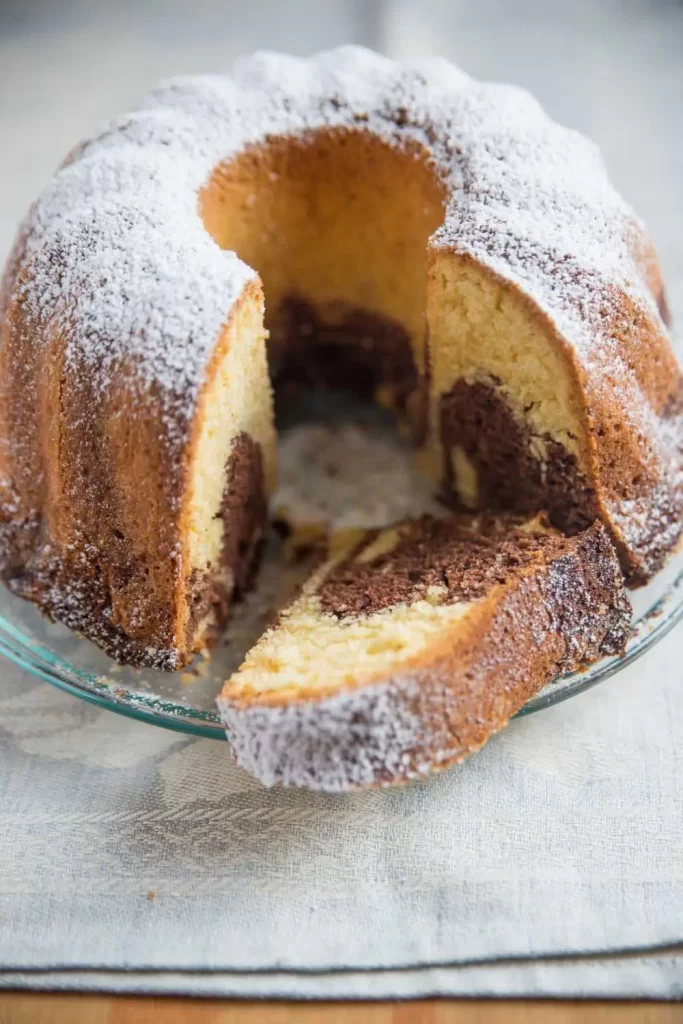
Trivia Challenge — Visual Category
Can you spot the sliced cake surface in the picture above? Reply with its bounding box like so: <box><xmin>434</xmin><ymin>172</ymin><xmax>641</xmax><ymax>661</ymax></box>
<box><xmin>218</xmin><ymin>514</ymin><xmax>631</xmax><ymax>791</ymax></box>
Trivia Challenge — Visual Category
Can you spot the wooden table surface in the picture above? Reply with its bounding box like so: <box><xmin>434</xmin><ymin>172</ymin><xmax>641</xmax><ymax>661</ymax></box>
<box><xmin>1</xmin><ymin>997</ymin><xmax>682</xmax><ymax>1023</ymax></box>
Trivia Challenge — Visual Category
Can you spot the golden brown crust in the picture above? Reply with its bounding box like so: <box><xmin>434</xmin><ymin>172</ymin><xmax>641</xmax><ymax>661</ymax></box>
<box><xmin>397</xmin><ymin>523</ymin><xmax>629</xmax><ymax>774</ymax></box>
<box><xmin>0</xmin><ymin>278</ymin><xmax>269</xmax><ymax>668</ymax></box>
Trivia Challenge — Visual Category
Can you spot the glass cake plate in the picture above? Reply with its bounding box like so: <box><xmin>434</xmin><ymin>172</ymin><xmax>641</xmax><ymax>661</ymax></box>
<box><xmin>1</xmin><ymin>399</ymin><xmax>681</xmax><ymax>740</ymax></box>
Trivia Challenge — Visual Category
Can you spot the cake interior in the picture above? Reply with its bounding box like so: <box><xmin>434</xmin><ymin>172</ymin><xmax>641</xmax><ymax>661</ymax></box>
<box><xmin>201</xmin><ymin>126</ymin><xmax>593</xmax><ymax>509</ymax></box>
<box><xmin>193</xmin><ymin>127</ymin><xmax>600</xmax><ymax>657</ymax></box>
<box><xmin>430</xmin><ymin>256</ymin><xmax>596</xmax><ymax>531</ymax></box>
<box><xmin>182</xmin><ymin>286</ymin><xmax>276</xmax><ymax>651</ymax></box>
<box><xmin>224</xmin><ymin>515</ymin><xmax>562</xmax><ymax>700</ymax></box>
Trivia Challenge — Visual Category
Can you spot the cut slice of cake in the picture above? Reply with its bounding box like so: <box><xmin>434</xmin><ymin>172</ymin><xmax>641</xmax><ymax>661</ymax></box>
<box><xmin>217</xmin><ymin>514</ymin><xmax>631</xmax><ymax>791</ymax></box>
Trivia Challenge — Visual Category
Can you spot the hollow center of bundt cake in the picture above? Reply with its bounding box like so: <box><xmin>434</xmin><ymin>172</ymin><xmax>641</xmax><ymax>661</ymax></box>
<box><xmin>201</xmin><ymin>128</ymin><xmax>446</xmax><ymax>424</ymax></box>
<box><xmin>193</xmin><ymin>127</ymin><xmax>599</xmax><ymax>651</ymax></box>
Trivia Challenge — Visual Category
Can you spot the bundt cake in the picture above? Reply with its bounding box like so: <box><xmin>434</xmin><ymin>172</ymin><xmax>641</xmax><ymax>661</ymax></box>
<box><xmin>0</xmin><ymin>46</ymin><xmax>680</xmax><ymax>668</ymax></box>
<box><xmin>218</xmin><ymin>514</ymin><xmax>631</xmax><ymax>791</ymax></box>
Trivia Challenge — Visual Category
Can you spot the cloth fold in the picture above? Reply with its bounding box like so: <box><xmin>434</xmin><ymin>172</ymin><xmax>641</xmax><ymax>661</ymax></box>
<box><xmin>3</xmin><ymin>954</ymin><xmax>683</xmax><ymax>1000</ymax></box>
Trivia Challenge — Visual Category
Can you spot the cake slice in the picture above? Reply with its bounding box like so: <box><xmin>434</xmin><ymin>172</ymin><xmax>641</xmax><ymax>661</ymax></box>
<box><xmin>217</xmin><ymin>514</ymin><xmax>631</xmax><ymax>791</ymax></box>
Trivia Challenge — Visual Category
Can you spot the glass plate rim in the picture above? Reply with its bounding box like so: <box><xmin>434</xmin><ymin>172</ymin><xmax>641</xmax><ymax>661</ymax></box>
<box><xmin>0</xmin><ymin>563</ymin><xmax>682</xmax><ymax>740</ymax></box>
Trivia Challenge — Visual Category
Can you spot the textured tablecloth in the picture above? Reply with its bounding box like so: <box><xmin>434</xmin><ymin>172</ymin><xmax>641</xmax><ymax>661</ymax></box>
<box><xmin>1</xmin><ymin>0</ymin><xmax>683</xmax><ymax>1001</ymax></box>
<box><xmin>1</xmin><ymin>627</ymin><xmax>682</xmax><ymax>998</ymax></box>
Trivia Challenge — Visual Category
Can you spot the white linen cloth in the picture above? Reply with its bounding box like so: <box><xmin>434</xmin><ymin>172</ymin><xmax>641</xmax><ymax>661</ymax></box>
<box><xmin>1</xmin><ymin>0</ymin><xmax>682</xmax><ymax>1000</ymax></box>
<box><xmin>1</xmin><ymin>624</ymin><xmax>682</xmax><ymax>998</ymax></box>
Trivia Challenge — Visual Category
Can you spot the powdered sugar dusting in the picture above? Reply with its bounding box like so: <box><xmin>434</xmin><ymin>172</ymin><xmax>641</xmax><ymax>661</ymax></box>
<box><xmin>8</xmin><ymin>45</ymin><xmax>670</xmax><ymax>461</ymax></box>
<box><xmin>218</xmin><ymin>678</ymin><xmax>425</xmax><ymax>792</ymax></box>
